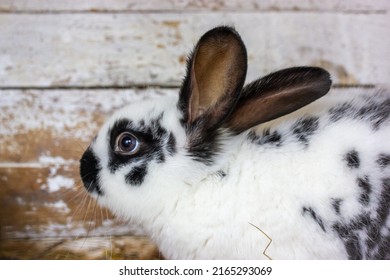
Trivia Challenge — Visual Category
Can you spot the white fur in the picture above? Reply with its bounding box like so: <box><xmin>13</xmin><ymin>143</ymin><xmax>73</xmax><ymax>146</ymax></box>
<box><xmin>89</xmin><ymin>88</ymin><xmax>390</xmax><ymax>259</ymax></box>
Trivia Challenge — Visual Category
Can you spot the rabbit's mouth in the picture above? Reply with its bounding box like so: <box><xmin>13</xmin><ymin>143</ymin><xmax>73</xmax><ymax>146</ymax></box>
<box><xmin>80</xmin><ymin>148</ymin><xmax>103</xmax><ymax>195</ymax></box>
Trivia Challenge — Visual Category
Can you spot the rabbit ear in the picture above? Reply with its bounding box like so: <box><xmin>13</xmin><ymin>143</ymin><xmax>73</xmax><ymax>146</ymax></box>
<box><xmin>178</xmin><ymin>26</ymin><xmax>247</xmax><ymax>134</ymax></box>
<box><xmin>226</xmin><ymin>67</ymin><xmax>332</xmax><ymax>134</ymax></box>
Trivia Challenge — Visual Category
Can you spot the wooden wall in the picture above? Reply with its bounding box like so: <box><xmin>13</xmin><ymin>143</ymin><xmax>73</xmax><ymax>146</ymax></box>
<box><xmin>0</xmin><ymin>0</ymin><xmax>389</xmax><ymax>259</ymax></box>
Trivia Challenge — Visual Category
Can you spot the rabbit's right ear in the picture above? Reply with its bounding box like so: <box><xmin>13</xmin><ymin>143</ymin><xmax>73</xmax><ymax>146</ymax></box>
<box><xmin>178</xmin><ymin>26</ymin><xmax>247</xmax><ymax>139</ymax></box>
<box><xmin>226</xmin><ymin>67</ymin><xmax>332</xmax><ymax>134</ymax></box>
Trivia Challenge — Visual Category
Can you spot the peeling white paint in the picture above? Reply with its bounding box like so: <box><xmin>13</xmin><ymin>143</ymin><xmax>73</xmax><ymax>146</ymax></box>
<box><xmin>0</xmin><ymin>89</ymin><xmax>172</xmax><ymax>141</ymax></box>
<box><xmin>5</xmin><ymin>221</ymin><xmax>136</xmax><ymax>239</ymax></box>
<box><xmin>38</xmin><ymin>155</ymin><xmax>75</xmax><ymax>165</ymax></box>
<box><xmin>44</xmin><ymin>200</ymin><xmax>71</xmax><ymax>213</ymax></box>
<box><xmin>43</xmin><ymin>175</ymin><xmax>75</xmax><ymax>192</ymax></box>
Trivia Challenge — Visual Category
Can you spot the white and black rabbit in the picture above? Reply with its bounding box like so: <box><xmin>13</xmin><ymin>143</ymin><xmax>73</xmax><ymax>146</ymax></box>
<box><xmin>80</xmin><ymin>26</ymin><xmax>390</xmax><ymax>259</ymax></box>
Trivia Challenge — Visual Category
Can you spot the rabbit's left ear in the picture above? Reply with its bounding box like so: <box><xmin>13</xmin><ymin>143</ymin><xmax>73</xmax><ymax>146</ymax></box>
<box><xmin>178</xmin><ymin>26</ymin><xmax>247</xmax><ymax>136</ymax></box>
<box><xmin>226</xmin><ymin>67</ymin><xmax>332</xmax><ymax>134</ymax></box>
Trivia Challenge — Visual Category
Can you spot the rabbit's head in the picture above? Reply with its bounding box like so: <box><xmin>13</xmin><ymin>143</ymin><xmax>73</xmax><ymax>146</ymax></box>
<box><xmin>80</xmin><ymin>26</ymin><xmax>331</xmax><ymax>225</ymax></box>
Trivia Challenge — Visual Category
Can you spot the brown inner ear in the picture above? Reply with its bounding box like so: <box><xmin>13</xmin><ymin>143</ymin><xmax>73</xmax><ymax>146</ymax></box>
<box><xmin>227</xmin><ymin>86</ymin><xmax>321</xmax><ymax>132</ymax></box>
<box><xmin>189</xmin><ymin>36</ymin><xmax>246</xmax><ymax>122</ymax></box>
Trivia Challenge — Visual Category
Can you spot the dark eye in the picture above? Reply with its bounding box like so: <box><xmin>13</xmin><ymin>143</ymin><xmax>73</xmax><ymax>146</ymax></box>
<box><xmin>114</xmin><ymin>132</ymin><xmax>139</xmax><ymax>155</ymax></box>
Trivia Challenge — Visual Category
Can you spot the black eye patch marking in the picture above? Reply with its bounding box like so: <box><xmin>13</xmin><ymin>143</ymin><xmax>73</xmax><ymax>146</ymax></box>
<box><xmin>291</xmin><ymin>116</ymin><xmax>319</xmax><ymax>146</ymax></box>
<box><xmin>344</xmin><ymin>150</ymin><xmax>360</xmax><ymax>169</ymax></box>
<box><xmin>328</xmin><ymin>94</ymin><xmax>390</xmax><ymax>130</ymax></box>
<box><xmin>107</xmin><ymin>115</ymin><xmax>175</xmax><ymax>186</ymax></box>
<box><xmin>302</xmin><ymin>206</ymin><xmax>326</xmax><ymax>232</ymax></box>
<box><xmin>377</xmin><ymin>154</ymin><xmax>390</xmax><ymax>169</ymax></box>
<box><xmin>125</xmin><ymin>163</ymin><xmax>148</xmax><ymax>186</ymax></box>
<box><xmin>248</xmin><ymin>129</ymin><xmax>283</xmax><ymax>147</ymax></box>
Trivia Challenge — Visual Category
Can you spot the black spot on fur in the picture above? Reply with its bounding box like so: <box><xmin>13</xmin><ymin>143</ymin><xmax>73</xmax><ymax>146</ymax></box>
<box><xmin>331</xmin><ymin>198</ymin><xmax>343</xmax><ymax>215</ymax></box>
<box><xmin>357</xmin><ymin>176</ymin><xmax>372</xmax><ymax>205</ymax></box>
<box><xmin>248</xmin><ymin>129</ymin><xmax>283</xmax><ymax>147</ymax></box>
<box><xmin>329</xmin><ymin>102</ymin><xmax>353</xmax><ymax>122</ymax></box>
<box><xmin>328</xmin><ymin>94</ymin><xmax>390</xmax><ymax>130</ymax></box>
<box><xmin>344</xmin><ymin>150</ymin><xmax>360</xmax><ymax>169</ymax></box>
<box><xmin>357</xmin><ymin>97</ymin><xmax>390</xmax><ymax>129</ymax></box>
<box><xmin>333</xmin><ymin>222</ymin><xmax>363</xmax><ymax>260</ymax></box>
<box><xmin>216</xmin><ymin>170</ymin><xmax>227</xmax><ymax>178</ymax></box>
<box><xmin>332</xmin><ymin>178</ymin><xmax>390</xmax><ymax>259</ymax></box>
<box><xmin>167</xmin><ymin>133</ymin><xmax>177</xmax><ymax>155</ymax></box>
<box><xmin>366</xmin><ymin>178</ymin><xmax>390</xmax><ymax>259</ymax></box>
<box><xmin>80</xmin><ymin>148</ymin><xmax>103</xmax><ymax>195</ymax></box>
<box><xmin>291</xmin><ymin>116</ymin><xmax>319</xmax><ymax>146</ymax></box>
<box><xmin>186</xmin><ymin>122</ymin><xmax>222</xmax><ymax>165</ymax></box>
<box><xmin>125</xmin><ymin>163</ymin><xmax>148</xmax><ymax>186</ymax></box>
<box><xmin>332</xmin><ymin>213</ymin><xmax>371</xmax><ymax>259</ymax></box>
<box><xmin>302</xmin><ymin>206</ymin><xmax>326</xmax><ymax>232</ymax></box>
<box><xmin>377</xmin><ymin>154</ymin><xmax>390</xmax><ymax>169</ymax></box>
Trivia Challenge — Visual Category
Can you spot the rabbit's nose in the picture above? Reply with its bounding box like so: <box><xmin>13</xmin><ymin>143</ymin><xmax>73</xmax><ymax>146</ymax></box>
<box><xmin>80</xmin><ymin>148</ymin><xmax>103</xmax><ymax>195</ymax></box>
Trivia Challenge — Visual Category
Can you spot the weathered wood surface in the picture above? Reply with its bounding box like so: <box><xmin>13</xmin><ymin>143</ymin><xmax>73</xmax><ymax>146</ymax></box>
<box><xmin>0</xmin><ymin>89</ymin><xmax>173</xmax><ymax>163</ymax></box>
<box><xmin>0</xmin><ymin>236</ymin><xmax>162</xmax><ymax>260</ymax></box>
<box><xmin>1</xmin><ymin>13</ymin><xmax>389</xmax><ymax>87</ymax></box>
<box><xmin>1</xmin><ymin>0</ymin><xmax>388</xmax><ymax>12</ymax></box>
<box><xmin>1</xmin><ymin>0</ymin><xmax>389</xmax><ymax>260</ymax></box>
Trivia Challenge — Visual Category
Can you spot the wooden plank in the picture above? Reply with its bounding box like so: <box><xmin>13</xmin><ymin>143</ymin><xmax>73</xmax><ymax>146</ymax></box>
<box><xmin>0</xmin><ymin>89</ymin><xmax>174</xmax><ymax>163</ymax></box>
<box><xmin>0</xmin><ymin>0</ymin><xmax>388</xmax><ymax>13</ymax></box>
<box><xmin>0</xmin><ymin>236</ymin><xmax>162</xmax><ymax>260</ymax></box>
<box><xmin>0</xmin><ymin>13</ymin><xmax>389</xmax><ymax>87</ymax></box>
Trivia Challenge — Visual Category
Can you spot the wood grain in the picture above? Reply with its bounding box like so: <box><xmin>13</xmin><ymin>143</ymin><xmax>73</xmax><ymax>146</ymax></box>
<box><xmin>1</xmin><ymin>0</ymin><xmax>388</xmax><ymax>12</ymax></box>
<box><xmin>0</xmin><ymin>236</ymin><xmax>162</xmax><ymax>260</ymax></box>
<box><xmin>1</xmin><ymin>13</ymin><xmax>389</xmax><ymax>87</ymax></box>
<box><xmin>0</xmin><ymin>89</ymin><xmax>174</xmax><ymax>163</ymax></box>
<box><xmin>1</xmin><ymin>1</ymin><xmax>388</xmax><ymax>259</ymax></box>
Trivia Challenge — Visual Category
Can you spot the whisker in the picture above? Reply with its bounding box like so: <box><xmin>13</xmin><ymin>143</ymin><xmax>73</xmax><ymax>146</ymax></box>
<box><xmin>106</xmin><ymin>207</ymin><xmax>113</xmax><ymax>260</ymax></box>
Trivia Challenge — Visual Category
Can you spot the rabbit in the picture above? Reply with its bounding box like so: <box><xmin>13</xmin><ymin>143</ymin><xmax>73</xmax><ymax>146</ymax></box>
<box><xmin>80</xmin><ymin>26</ymin><xmax>390</xmax><ymax>259</ymax></box>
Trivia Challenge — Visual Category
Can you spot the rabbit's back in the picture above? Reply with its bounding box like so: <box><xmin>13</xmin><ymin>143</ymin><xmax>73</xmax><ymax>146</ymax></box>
<box><xmin>236</xmin><ymin>88</ymin><xmax>390</xmax><ymax>259</ymax></box>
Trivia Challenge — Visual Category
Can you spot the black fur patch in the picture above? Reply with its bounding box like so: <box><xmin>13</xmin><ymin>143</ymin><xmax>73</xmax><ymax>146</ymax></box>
<box><xmin>329</xmin><ymin>102</ymin><xmax>353</xmax><ymax>122</ymax></box>
<box><xmin>216</xmin><ymin>170</ymin><xmax>227</xmax><ymax>178</ymax></box>
<box><xmin>186</xmin><ymin>121</ymin><xmax>222</xmax><ymax>165</ymax></box>
<box><xmin>107</xmin><ymin>115</ymin><xmax>174</xmax><ymax>186</ymax></box>
<box><xmin>125</xmin><ymin>163</ymin><xmax>148</xmax><ymax>186</ymax></box>
<box><xmin>331</xmin><ymin>198</ymin><xmax>343</xmax><ymax>215</ymax></box>
<box><xmin>377</xmin><ymin>154</ymin><xmax>390</xmax><ymax>169</ymax></box>
<box><xmin>366</xmin><ymin>178</ymin><xmax>390</xmax><ymax>259</ymax></box>
<box><xmin>302</xmin><ymin>206</ymin><xmax>326</xmax><ymax>232</ymax></box>
<box><xmin>167</xmin><ymin>133</ymin><xmax>177</xmax><ymax>155</ymax></box>
<box><xmin>344</xmin><ymin>150</ymin><xmax>360</xmax><ymax>169</ymax></box>
<box><xmin>332</xmin><ymin>178</ymin><xmax>390</xmax><ymax>259</ymax></box>
<box><xmin>248</xmin><ymin>129</ymin><xmax>283</xmax><ymax>147</ymax></box>
<box><xmin>328</xmin><ymin>95</ymin><xmax>390</xmax><ymax>130</ymax></box>
<box><xmin>291</xmin><ymin>116</ymin><xmax>319</xmax><ymax>146</ymax></box>
<box><xmin>357</xmin><ymin>176</ymin><xmax>372</xmax><ymax>205</ymax></box>
<box><xmin>80</xmin><ymin>148</ymin><xmax>103</xmax><ymax>195</ymax></box>
<box><xmin>332</xmin><ymin>222</ymin><xmax>363</xmax><ymax>260</ymax></box>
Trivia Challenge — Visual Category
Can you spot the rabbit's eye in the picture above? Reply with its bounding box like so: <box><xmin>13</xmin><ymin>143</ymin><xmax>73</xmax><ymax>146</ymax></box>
<box><xmin>115</xmin><ymin>132</ymin><xmax>139</xmax><ymax>155</ymax></box>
